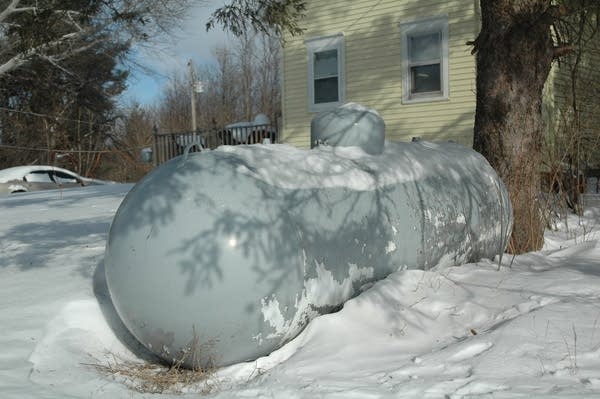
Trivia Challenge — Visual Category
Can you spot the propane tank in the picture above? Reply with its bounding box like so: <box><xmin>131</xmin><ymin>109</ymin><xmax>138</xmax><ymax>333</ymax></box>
<box><xmin>105</xmin><ymin>105</ymin><xmax>511</xmax><ymax>368</ymax></box>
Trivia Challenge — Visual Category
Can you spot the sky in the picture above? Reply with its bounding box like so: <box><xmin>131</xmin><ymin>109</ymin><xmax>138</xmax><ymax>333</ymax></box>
<box><xmin>120</xmin><ymin>1</ymin><xmax>228</xmax><ymax>106</ymax></box>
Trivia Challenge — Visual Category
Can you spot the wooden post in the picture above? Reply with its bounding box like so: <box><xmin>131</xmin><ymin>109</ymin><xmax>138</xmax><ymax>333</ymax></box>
<box><xmin>152</xmin><ymin>124</ymin><xmax>159</xmax><ymax>167</ymax></box>
<box><xmin>188</xmin><ymin>60</ymin><xmax>197</xmax><ymax>133</ymax></box>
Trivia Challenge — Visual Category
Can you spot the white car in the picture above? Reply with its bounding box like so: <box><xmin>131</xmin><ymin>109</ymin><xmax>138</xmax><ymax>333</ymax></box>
<box><xmin>0</xmin><ymin>165</ymin><xmax>106</xmax><ymax>195</ymax></box>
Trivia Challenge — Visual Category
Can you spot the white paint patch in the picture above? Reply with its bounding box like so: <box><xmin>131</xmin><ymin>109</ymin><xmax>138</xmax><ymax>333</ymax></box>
<box><xmin>303</xmin><ymin>262</ymin><xmax>373</xmax><ymax>309</ymax></box>
<box><xmin>260</xmin><ymin>261</ymin><xmax>375</xmax><ymax>343</ymax></box>
<box><xmin>424</xmin><ymin>209</ymin><xmax>432</xmax><ymax>221</ymax></box>
<box><xmin>385</xmin><ymin>241</ymin><xmax>397</xmax><ymax>254</ymax></box>
<box><xmin>252</xmin><ymin>333</ymin><xmax>263</xmax><ymax>346</ymax></box>
<box><xmin>426</xmin><ymin>210</ymin><xmax>445</xmax><ymax>229</ymax></box>
<box><xmin>260</xmin><ymin>296</ymin><xmax>287</xmax><ymax>337</ymax></box>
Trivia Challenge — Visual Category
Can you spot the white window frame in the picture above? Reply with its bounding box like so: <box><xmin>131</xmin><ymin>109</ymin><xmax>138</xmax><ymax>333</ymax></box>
<box><xmin>306</xmin><ymin>33</ymin><xmax>345</xmax><ymax>112</ymax></box>
<box><xmin>401</xmin><ymin>16</ymin><xmax>449</xmax><ymax>104</ymax></box>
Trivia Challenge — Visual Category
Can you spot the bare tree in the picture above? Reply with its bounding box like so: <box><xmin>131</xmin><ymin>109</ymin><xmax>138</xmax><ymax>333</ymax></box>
<box><xmin>100</xmin><ymin>102</ymin><xmax>155</xmax><ymax>182</ymax></box>
<box><xmin>471</xmin><ymin>0</ymin><xmax>599</xmax><ymax>253</ymax></box>
<box><xmin>214</xmin><ymin>46</ymin><xmax>242</xmax><ymax>126</ymax></box>
<box><xmin>0</xmin><ymin>0</ymin><xmax>198</xmax><ymax>77</ymax></box>
<box><xmin>155</xmin><ymin>30</ymin><xmax>281</xmax><ymax>136</ymax></box>
<box><xmin>547</xmin><ymin>0</ymin><xmax>600</xmax><ymax>209</ymax></box>
<box><xmin>0</xmin><ymin>0</ymin><xmax>202</xmax><ymax>174</ymax></box>
<box><xmin>255</xmin><ymin>32</ymin><xmax>281</xmax><ymax>125</ymax></box>
<box><xmin>471</xmin><ymin>1</ymin><xmax>556</xmax><ymax>253</ymax></box>
<box><xmin>0</xmin><ymin>38</ymin><xmax>128</xmax><ymax>173</ymax></box>
<box><xmin>235</xmin><ymin>32</ymin><xmax>257</xmax><ymax>121</ymax></box>
<box><xmin>157</xmin><ymin>72</ymin><xmax>193</xmax><ymax>134</ymax></box>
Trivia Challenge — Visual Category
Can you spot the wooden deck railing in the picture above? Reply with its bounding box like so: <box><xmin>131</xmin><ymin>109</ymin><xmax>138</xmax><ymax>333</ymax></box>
<box><xmin>152</xmin><ymin>124</ymin><xmax>277</xmax><ymax>166</ymax></box>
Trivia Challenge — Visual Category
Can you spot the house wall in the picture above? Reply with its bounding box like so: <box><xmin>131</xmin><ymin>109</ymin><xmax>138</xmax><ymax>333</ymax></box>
<box><xmin>281</xmin><ymin>0</ymin><xmax>481</xmax><ymax>148</ymax></box>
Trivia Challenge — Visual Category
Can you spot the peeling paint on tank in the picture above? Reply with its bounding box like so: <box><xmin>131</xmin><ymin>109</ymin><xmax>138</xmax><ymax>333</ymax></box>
<box><xmin>252</xmin><ymin>333</ymin><xmax>263</xmax><ymax>346</ymax></box>
<box><xmin>260</xmin><ymin>296</ymin><xmax>287</xmax><ymax>337</ymax></box>
<box><xmin>305</xmin><ymin>262</ymin><xmax>374</xmax><ymax>308</ymax></box>
<box><xmin>262</xmin><ymin>262</ymin><xmax>376</xmax><ymax>343</ymax></box>
<box><xmin>385</xmin><ymin>241</ymin><xmax>397</xmax><ymax>254</ymax></box>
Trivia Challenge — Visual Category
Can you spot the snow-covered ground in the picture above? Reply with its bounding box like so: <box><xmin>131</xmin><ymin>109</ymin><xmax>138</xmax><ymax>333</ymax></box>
<box><xmin>1</xmin><ymin>184</ymin><xmax>600</xmax><ymax>398</ymax></box>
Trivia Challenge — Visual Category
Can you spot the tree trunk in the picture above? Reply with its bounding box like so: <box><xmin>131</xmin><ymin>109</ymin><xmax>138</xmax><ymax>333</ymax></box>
<box><xmin>473</xmin><ymin>0</ymin><xmax>556</xmax><ymax>254</ymax></box>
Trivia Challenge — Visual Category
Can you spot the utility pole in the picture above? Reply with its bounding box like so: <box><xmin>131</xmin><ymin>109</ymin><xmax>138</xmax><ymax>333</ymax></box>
<box><xmin>188</xmin><ymin>59</ymin><xmax>197</xmax><ymax>132</ymax></box>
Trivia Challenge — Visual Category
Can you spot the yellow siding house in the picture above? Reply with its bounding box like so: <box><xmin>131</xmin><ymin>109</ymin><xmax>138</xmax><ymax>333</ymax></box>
<box><xmin>281</xmin><ymin>0</ymin><xmax>481</xmax><ymax>148</ymax></box>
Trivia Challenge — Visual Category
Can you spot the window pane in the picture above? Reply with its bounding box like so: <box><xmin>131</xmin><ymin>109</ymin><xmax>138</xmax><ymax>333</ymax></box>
<box><xmin>411</xmin><ymin>64</ymin><xmax>441</xmax><ymax>93</ymax></box>
<box><xmin>410</xmin><ymin>32</ymin><xmax>441</xmax><ymax>62</ymax></box>
<box><xmin>314</xmin><ymin>50</ymin><xmax>338</xmax><ymax>78</ymax></box>
<box><xmin>314</xmin><ymin>77</ymin><xmax>339</xmax><ymax>103</ymax></box>
<box><xmin>24</xmin><ymin>171</ymin><xmax>53</xmax><ymax>183</ymax></box>
<box><xmin>53</xmin><ymin>171</ymin><xmax>79</xmax><ymax>184</ymax></box>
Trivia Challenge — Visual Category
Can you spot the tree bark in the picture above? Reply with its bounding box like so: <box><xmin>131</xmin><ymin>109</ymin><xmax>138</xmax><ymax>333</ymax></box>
<box><xmin>473</xmin><ymin>0</ymin><xmax>556</xmax><ymax>253</ymax></box>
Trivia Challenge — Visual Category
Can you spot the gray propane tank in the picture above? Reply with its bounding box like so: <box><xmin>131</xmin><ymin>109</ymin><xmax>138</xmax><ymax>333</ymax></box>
<box><xmin>104</xmin><ymin>107</ymin><xmax>511</xmax><ymax>369</ymax></box>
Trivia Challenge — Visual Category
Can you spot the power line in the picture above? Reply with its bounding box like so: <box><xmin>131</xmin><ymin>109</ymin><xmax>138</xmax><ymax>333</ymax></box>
<box><xmin>0</xmin><ymin>144</ymin><xmax>147</xmax><ymax>153</ymax></box>
<box><xmin>0</xmin><ymin>106</ymin><xmax>118</xmax><ymax>129</ymax></box>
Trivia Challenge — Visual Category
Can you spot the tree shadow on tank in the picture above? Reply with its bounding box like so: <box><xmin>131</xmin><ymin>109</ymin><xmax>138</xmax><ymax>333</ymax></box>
<box><xmin>170</xmin><ymin>143</ymin><xmax>506</xmax><ymax>315</ymax></box>
<box><xmin>165</xmin><ymin>150</ymin><xmax>404</xmax><ymax>294</ymax></box>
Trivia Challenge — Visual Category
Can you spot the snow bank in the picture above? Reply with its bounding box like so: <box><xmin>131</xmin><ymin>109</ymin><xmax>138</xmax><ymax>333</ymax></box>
<box><xmin>1</xmin><ymin>170</ymin><xmax>600</xmax><ymax>398</ymax></box>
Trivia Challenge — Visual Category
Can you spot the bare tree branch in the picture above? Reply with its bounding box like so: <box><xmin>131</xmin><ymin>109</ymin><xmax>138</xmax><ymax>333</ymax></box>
<box><xmin>0</xmin><ymin>0</ymin><xmax>197</xmax><ymax>77</ymax></box>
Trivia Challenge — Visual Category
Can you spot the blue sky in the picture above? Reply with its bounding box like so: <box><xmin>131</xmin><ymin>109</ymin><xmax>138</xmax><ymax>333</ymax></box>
<box><xmin>121</xmin><ymin>2</ymin><xmax>228</xmax><ymax>106</ymax></box>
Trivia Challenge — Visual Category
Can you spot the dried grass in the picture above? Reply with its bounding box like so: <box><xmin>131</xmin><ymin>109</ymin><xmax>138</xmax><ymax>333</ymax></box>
<box><xmin>89</xmin><ymin>355</ymin><xmax>217</xmax><ymax>395</ymax></box>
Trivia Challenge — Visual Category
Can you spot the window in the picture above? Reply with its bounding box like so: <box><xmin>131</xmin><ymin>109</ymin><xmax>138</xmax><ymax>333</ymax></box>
<box><xmin>306</xmin><ymin>34</ymin><xmax>344</xmax><ymax>112</ymax></box>
<box><xmin>52</xmin><ymin>171</ymin><xmax>80</xmax><ymax>184</ymax></box>
<box><xmin>24</xmin><ymin>171</ymin><xmax>53</xmax><ymax>183</ymax></box>
<box><xmin>401</xmin><ymin>16</ymin><xmax>449</xmax><ymax>103</ymax></box>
